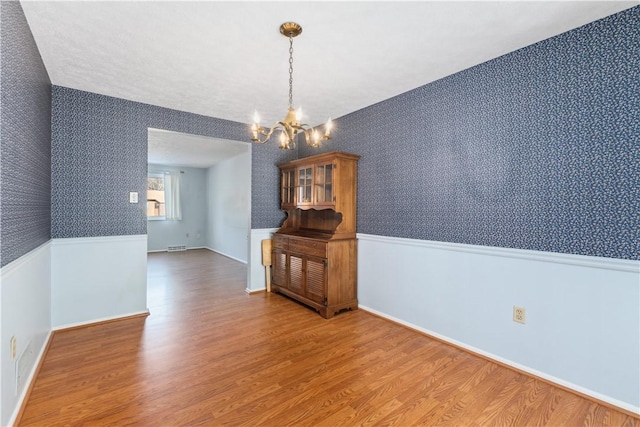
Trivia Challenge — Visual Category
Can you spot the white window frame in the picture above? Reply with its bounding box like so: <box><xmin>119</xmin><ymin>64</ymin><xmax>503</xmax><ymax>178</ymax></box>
<box><xmin>147</xmin><ymin>173</ymin><xmax>166</xmax><ymax>221</ymax></box>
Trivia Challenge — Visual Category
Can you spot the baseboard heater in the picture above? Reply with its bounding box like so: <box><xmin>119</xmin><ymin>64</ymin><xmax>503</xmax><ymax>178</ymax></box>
<box><xmin>167</xmin><ymin>245</ymin><xmax>187</xmax><ymax>252</ymax></box>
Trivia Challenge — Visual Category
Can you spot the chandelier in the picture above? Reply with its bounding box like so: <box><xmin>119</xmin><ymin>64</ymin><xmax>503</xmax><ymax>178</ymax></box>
<box><xmin>251</xmin><ymin>22</ymin><xmax>333</xmax><ymax>150</ymax></box>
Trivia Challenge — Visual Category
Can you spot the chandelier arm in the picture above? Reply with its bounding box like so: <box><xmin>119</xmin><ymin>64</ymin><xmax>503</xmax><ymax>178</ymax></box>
<box><xmin>292</xmin><ymin>123</ymin><xmax>331</xmax><ymax>142</ymax></box>
<box><xmin>301</xmin><ymin>128</ymin><xmax>321</xmax><ymax>148</ymax></box>
<box><xmin>252</xmin><ymin>122</ymin><xmax>282</xmax><ymax>144</ymax></box>
<box><xmin>299</xmin><ymin>124</ymin><xmax>327</xmax><ymax>137</ymax></box>
<box><xmin>301</xmin><ymin>128</ymin><xmax>312</xmax><ymax>147</ymax></box>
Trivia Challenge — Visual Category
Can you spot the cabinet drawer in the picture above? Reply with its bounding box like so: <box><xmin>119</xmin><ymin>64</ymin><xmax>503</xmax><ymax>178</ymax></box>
<box><xmin>288</xmin><ymin>238</ymin><xmax>327</xmax><ymax>258</ymax></box>
<box><xmin>272</xmin><ymin>235</ymin><xmax>288</xmax><ymax>250</ymax></box>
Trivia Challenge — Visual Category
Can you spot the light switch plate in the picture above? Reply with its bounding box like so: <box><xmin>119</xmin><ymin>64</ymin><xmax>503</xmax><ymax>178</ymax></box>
<box><xmin>129</xmin><ymin>192</ymin><xmax>138</xmax><ymax>203</ymax></box>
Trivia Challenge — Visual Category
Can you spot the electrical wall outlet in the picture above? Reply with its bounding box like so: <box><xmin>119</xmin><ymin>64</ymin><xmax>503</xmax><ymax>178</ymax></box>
<box><xmin>513</xmin><ymin>306</ymin><xmax>526</xmax><ymax>324</ymax></box>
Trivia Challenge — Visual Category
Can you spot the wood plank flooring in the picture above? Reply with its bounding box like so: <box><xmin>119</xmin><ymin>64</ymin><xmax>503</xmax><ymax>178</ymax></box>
<box><xmin>19</xmin><ymin>249</ymin><xmax>639</xmax><ymax>426</ymax></box>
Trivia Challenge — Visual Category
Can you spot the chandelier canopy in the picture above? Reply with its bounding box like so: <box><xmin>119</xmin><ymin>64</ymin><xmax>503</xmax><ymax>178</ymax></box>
<box><xmin>251</xmin><ymin>22</ymin><xmax>333</xmax><ymax>150</ymax></box>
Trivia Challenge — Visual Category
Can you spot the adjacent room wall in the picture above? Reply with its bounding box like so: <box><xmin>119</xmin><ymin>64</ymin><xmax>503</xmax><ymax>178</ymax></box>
<box><xmin>0</xmin><ymin>2</ymin><xmax>52</xmax><ymax>425</ymax></box>
<box><xmin>52</xmin><ymin>86</ymin><xmax>291</xmax><ymax>239</ymax></box>
<box><xmin>50</xmin><ymin>86</ymin><xmax>291</xmax><ymax>329</ymax></box>
<box><xmin>206</xmin><ymin>150</ymin><xmax>251</xmax><ymax>263</ymax></box>
<box><xmin>147</xmin><ymin>165</ymin><xmax>207</xmax><ymax>252</ymax></box>
<box><xmin>300</xmin><ymin>7</ymin><xmax>640</xmax><ymax>411</ymax></box>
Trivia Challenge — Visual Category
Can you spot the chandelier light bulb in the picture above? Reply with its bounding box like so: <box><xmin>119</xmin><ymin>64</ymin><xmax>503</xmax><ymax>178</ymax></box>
<box><xmin>325</xmin><ymin>118</ymin><xmax>333</xmax><ymax>136</ymax></box>
<box><xmin>296</xmin><ymin>107</ymin><xmax>303</xmax><ymax>122</ymax></box>
<box><xmin>253</xmin><ymin>111</ymin><xmax>260</xmax><ymax>124</ymax></box>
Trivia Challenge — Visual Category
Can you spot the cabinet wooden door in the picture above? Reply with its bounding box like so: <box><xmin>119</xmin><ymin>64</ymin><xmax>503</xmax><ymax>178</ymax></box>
<box><xmin>297</xmin><ymin>166</ymin><xmax>313</xmax><ymax>206</ymax></box>
<box><xmin>288</xmin><ymin>254</ymin><xmax>304</xmax><ymax>293</ymax></box>
<box><xmin>314</xmin><ymin>162</ymin><xmax>335</xmax><ymax>206</ymax></box>
<box><xmin>305</xmin><ymin>256</ymin><xmax>327</xmax><ymax>304</ymax></box>
<box><xmin>272</xmin><ymin>249</ymin><xmax>287</xmax><ymax>287</ymax></box>
<box><xmin>281</xmin><ymin>169</ymin><xmax>296</xmax><ymax>208</ymax></box>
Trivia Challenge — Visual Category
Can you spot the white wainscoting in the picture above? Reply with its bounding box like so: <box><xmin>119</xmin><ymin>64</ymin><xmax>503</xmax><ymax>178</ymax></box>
<box><xmin>357</xmin><ymin>233</ymin><xmax>640</xmax><ymax>414</ymax></box>
<box><xmin>51</xmin><ymin>235</ymin><xmax>149</xmax><ymax>329</ymax></box>
<box><xmin>0</xmin><ymin>241</ymin><xmax>52</xmax><ymax>426</ymax></box>
<box><xmin>248</xmin><ymin>228</ymin><xmax>278</xmax><ymax>293</ymax></box>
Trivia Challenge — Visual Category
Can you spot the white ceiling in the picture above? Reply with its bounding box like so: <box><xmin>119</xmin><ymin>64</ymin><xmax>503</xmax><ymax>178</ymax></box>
<box><xmin>147</xmin><ymin>129</ymin><xmax>248</xmax><ymax>168</ymax></box>
<box><xmin>20</xmin><ymin>1</ymin><xmax>638</xmax><ymax>166</ymax></box>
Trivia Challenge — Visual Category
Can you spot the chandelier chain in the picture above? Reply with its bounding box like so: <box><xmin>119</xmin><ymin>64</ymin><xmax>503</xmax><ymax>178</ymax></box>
<box><xmin>288</xmin><ymin>34</ymin><xmax>294</xmax><ymax>109</ymax></box>
<box><xmin>251</xmin><ymin>23</ymin><xmax>332</xmax><ymax>149</ymax></box>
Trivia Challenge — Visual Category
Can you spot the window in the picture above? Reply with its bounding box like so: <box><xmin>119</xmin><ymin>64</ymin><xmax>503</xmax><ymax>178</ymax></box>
<box><xmin>147</xmin><ymin>173</ymin><xmax>166</xmax><ymax>220</ymax></box>
<box><xmin>147</xmin><ymin>171</ymin><xmax>182</xmax><ymax>221</ymax></box>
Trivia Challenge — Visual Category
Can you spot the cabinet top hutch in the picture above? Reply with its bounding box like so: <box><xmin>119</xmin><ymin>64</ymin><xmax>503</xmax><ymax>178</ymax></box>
<box><xmin>277</xmin><ymin>151</ymin><xmax>360</xmax><ymax>240</ymax></box>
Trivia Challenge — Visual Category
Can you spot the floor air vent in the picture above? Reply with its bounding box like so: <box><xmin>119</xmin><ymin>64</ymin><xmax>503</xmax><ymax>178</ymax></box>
<box><xmin>168</xmin><ymin>245</ymin><xmax>187</xmax><ymax>252</ymax></box>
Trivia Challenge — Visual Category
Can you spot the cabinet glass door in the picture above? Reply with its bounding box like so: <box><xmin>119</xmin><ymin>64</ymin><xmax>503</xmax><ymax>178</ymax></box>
<box><xmin>297</xmin><ymin>167</ymin><xmax>313</xmax><ymax>205</ymax></box>
<box><xmin>281</xmin><ymin>169</ymin><xmax>296</xmax><ymax>207</ymax></box>
<box><xmin>314</xmin><ymin>163</ymin><xmax>334</xmax><ymax>205</ymax></box>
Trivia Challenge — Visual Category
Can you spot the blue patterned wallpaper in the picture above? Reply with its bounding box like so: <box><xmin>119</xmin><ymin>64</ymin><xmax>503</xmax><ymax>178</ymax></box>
<box><xmin>51</xmin><ymin>86</ymin><xmax>292</xmax><ymax>238</ymax></box>
<box><xmin>250</xmin><ymin>141</ymin><xmax>297</xmax><ymax>227</ymax></box>
<box><xmin>301</xmin><ymin>6</ymin><xmax>639</xmax><ymax>260</ymax></box>
<box><xmin>33</xmin><ymin>5</ymin><xmax>640</xmax><ymax>259</ymax></box>
<box><xmin>1</xmin><ymin>1</ymin><xmax>52</xmax><ymax>267</ymax></box>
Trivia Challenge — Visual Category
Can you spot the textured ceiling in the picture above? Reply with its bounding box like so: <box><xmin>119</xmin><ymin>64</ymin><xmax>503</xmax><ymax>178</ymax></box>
<box><xmin>147</xmin><ymin>129</ymin><xmax>248</xmax><ymax>168</ymax></box>
<box><xmin>20</xmin><ymin>1</ymin><xmax>637</xmax><ymax>165</ymax></box>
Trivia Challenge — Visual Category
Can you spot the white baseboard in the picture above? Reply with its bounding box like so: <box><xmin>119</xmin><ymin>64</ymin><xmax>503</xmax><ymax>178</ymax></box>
<box><xmin>147</xmin><ymin>247</ymin><xmax>247</xmax><ymax>263</ymax></box>
<box><xmin>245</xmin><ymin>287</ymin><xmax>266</xmax><ymax>294</ymax></box>
<box><xmin>147</xmin><ymin>246</ymin><xmax>207</xmax><ymax>254</ymax></box>
<box><xmin>53</xmin><ymin>310</ymin><xmax>150</xmax><ymax>331</ymax></box>
<box><xmin>204</xmin><ymin>247</ymin><xmax>248</xmax><ymax>264</ymax></box>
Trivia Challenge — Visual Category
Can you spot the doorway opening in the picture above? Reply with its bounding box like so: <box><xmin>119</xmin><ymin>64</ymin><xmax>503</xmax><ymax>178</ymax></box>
<box><xmin>146</xmin><ymin>127</ymin><xmax>251</xmax><ymax>291</ymax></box>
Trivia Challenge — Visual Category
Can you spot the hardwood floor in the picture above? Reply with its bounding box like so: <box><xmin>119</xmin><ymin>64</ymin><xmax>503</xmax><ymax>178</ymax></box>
<box><xmin>19</xmin><ymin>249</ymin><xmax>639</xmax><ymax>426</ymax></box>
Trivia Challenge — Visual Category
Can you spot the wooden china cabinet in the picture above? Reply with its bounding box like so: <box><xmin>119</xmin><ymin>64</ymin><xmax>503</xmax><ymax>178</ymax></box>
<box><xmin>271</xmin><ymin>151</ymin><xmax>360</xmax><ymax>318</ymax></box>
